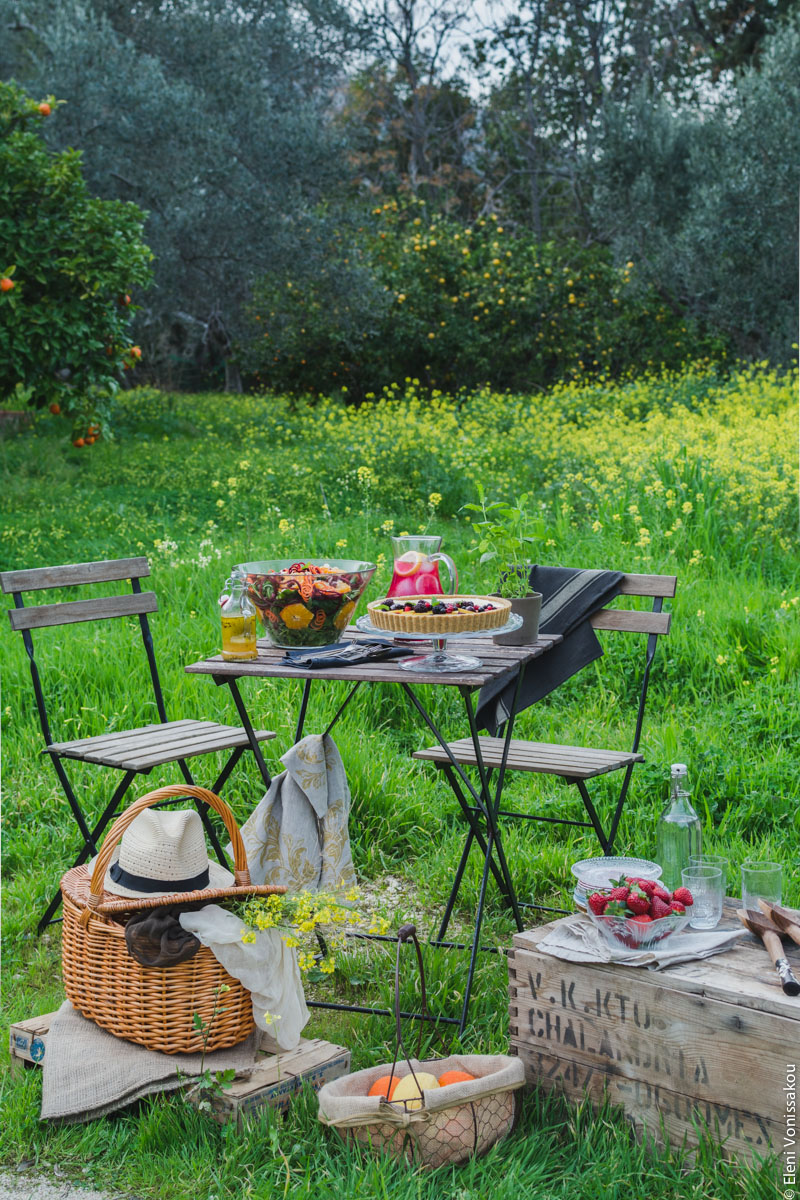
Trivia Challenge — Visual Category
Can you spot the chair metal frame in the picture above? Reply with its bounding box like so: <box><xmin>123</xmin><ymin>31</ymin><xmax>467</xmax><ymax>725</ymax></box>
<box><xmin>2</xmin><ymin>556</ymin><xmax>274</xmax><ymax>932</ymax></box>
<box><xmin>413</xmin><ymin>573</ymin><xmax>677</xmax><ymax>920</ymax></box>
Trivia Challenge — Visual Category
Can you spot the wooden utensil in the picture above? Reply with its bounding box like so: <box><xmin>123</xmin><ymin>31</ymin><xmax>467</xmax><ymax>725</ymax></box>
<box><xmin>756</xmin><ymin>899</ymin><xmax>800</xmax><ymax>947</ymax></box>
<box><xmin>737</xmin><ymin>909</ymin><xmax>800</xmax><ymax>996</ymax></box>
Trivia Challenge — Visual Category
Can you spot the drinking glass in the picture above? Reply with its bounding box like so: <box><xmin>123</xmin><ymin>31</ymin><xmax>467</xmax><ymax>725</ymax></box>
<box><xmin>681</xmin><ymin>865</ymin><xmax>724</xmax><ymax>930</ymax></box>
<box><xmin>741</xmin><ymin>861</ymin><xmax>782</xmax><ymax>912</ymax></box>
<box><xmin>689</xmin><ymin>853</ymin><xmax>728</xmax><ymax>894</ymax></box>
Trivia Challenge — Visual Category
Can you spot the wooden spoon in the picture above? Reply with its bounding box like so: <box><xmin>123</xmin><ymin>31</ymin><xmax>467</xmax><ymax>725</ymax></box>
<box><xmin>737</xmin><ymin>908</ymin><xmax>800</xmax><ymax>996</ymax></box>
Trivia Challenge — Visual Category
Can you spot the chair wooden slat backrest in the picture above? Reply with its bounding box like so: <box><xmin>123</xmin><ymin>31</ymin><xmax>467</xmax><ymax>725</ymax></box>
<box><xmin>1</xmin><ymin>557</ymin><xmax>168</xmax><ymax>746</ymax></box>
<box><xmin>584</xmin><ymin>571</ymin><xmax>677</xmax><ymax>764</ymax></box>
<box><xmin>7</xmin><ymin>592</ymin><xmax>158</xmax><ymax>631</ymax></box>
<box><xmin>1</xmin><ymin>557</ymin><xmax>151</xmax><ymax>593</ymax></box>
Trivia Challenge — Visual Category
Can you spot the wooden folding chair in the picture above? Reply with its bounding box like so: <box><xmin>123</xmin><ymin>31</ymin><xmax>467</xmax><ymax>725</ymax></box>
<box><xmin>412</xmin><ymin>572</ymin><xmax>677</xmax><ymax>920</ymax></box>
<box><xmin>2</xmin><ymin>557</ymin><xmax>275</xmax><ymax>932</ymax></box>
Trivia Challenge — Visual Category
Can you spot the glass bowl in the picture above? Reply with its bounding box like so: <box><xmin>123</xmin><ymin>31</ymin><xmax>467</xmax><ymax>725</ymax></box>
<box><xmin>588</xmin><ymin>908</ymin><xmax>690</xmax><ymax>950</ymax></box>
<box><xmin>234</xmin><ymin>559</ymin><xmax>376</xmax><ymax>648</ymax></box>
<box><xmin>570</xmin><ymin>856</ymin><xmax>662</xmax><ymax>909</ymax></box>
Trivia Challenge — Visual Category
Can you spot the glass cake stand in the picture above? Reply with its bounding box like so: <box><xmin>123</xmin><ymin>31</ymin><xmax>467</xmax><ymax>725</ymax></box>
<box><xmin>355</xmin><ymin>612</ymin><xmax>523</xmax><ymax>672</ymax></box>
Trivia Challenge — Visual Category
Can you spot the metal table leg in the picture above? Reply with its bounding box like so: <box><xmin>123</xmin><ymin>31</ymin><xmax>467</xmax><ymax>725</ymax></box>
<box><xmin>218</xmin><ymin>676</ymin><xmax>273</xmax><ymax>788</ymax></box>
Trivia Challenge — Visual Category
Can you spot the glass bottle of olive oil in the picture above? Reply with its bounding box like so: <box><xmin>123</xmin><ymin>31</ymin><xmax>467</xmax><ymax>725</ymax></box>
<box><xmin>219</xmin><ymin>577</ymin><xmax>257</xmax><ymax>661</ymax></box>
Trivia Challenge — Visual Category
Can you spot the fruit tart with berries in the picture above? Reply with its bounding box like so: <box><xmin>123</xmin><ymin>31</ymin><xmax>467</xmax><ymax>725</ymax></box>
<box><xmin>367</xmin><ymin>594</ymin><xmax>512</xmax><ymax>635</ymax></box>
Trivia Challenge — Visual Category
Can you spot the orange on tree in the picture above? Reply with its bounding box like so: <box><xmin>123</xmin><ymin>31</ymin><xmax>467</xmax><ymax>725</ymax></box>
<box><xmin>38</xmin><ymin>103</ymin><xmax>51</xmax><ymax>116</ymax></box>
<box><xmin>0</xmin><ymin>277</ymin><xmax>14</xmax><ymax>292</ymax></box>
<box><xmin>72</xmin><ymin>437</ymin><xmax>85</xmax><ymax>448</ymax></box>
<box><xmin>49</xmin><ymin>402</ymin><xmax>61</xmax><ymax>415</ymax></box>
<box><xmin>130</xmin><ymin>344</ymin><xmax>142</xmax><ymax>358</ymax></box>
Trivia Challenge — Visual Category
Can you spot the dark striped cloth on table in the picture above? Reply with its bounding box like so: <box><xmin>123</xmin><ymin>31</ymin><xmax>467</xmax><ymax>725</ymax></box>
<box><xmin>476</xmin><ymin>565</ymin><xmax>624</xmax><ymax>734</ymax></box>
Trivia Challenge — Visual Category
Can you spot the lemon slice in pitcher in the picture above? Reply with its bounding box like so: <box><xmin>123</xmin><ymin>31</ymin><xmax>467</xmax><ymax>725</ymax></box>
<box><xmin>393</xmin><ymin>550</ymin><xmax>424</xmax><ymax>576</ymax></box>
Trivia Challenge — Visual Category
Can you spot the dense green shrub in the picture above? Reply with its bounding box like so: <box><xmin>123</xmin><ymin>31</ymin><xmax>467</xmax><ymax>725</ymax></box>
<box><xmin>0</xmin><ymin>80</ymin><xmax>152</xmax><ymax>437</ymax></box>
<box><xmin>591</xmin><ymin>14</ymin><xmax>800</xmax><ymax>364</ymax></box>
<box><xmin>241</xmin><ymin>200</ymin><xmax>725</xmax><ymax>399</ymax></box>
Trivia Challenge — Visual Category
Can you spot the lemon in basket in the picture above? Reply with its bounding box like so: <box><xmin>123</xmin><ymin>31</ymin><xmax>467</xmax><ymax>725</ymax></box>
<box><xmin>391</xmin><ymin>1071</ymin><xmax>440</xmax><ymax>1110</ymax></box>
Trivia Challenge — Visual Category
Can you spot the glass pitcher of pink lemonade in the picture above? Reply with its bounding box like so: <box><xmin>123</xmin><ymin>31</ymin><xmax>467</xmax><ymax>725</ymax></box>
<box><xmin>387</xmin><ymin>535</ymin><xmax>458</xmax><ymax>598</ymax></box>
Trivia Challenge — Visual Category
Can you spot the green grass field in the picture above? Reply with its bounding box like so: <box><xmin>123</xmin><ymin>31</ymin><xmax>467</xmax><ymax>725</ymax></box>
<box><xmin>1</xmin><ymin>365</ymin><xmax>797</xmax><ymax>1198</ymax></box>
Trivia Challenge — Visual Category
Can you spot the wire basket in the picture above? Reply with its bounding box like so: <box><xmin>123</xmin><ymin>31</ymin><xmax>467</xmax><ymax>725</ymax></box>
<box><xmin>317</xmin><ymin>925</ymin><xmax>525</xmax><ymax>1169</ymax></box>
<box><xmin>60</xmin><ymin>784</ymin><xmax>285</xmax><ymax>1055</ymax></box>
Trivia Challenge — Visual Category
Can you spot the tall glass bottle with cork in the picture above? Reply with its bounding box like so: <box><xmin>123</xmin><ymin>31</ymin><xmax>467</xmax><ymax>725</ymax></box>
<box><xmin>219</xmin><ymin>577</ymin><xmax>258</xmax><ymax>661</ymax></box>
<box><xmin>656</xmin><ymin>763</ymin><xmax>702</xmax><ymax>890</ymax></box>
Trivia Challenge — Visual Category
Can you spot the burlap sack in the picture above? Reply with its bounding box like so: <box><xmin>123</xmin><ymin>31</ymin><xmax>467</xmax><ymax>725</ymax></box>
<box><xmin>317</xmin><ymin>1054</ymin><xmax>524</xmax><ymax>1169</ymax></box>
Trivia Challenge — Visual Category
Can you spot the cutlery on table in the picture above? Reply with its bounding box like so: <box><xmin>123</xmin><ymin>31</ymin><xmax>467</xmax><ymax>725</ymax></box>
<box><xmin>737</xmin><ymin>908</ymin><xmax>800</xmax><ymax>996</ymax></box>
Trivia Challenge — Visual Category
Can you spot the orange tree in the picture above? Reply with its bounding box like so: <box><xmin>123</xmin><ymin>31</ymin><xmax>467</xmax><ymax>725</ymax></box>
<box><xmin>242</xmin><ymin>198</ymin><xmax>724</xmax><ymax>400</ymax></box>
<box><xmin>0</xmin><ymin>81</ymin><xmax>152</xmax><ymax>440</ymax></box>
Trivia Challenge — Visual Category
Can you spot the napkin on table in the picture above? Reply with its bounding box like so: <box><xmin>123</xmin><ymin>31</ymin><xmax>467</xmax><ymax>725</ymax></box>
<box><xmin>537</xmin><ymin>914</ymin><xmax>746</xmax><ymax>970</ymax></box>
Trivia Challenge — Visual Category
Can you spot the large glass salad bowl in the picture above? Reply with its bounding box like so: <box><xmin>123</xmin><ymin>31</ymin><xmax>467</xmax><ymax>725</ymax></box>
<box><xmin>233</xmin><ymin>559</ymin><xmax>376</xmax><ymax>648</ymax></box>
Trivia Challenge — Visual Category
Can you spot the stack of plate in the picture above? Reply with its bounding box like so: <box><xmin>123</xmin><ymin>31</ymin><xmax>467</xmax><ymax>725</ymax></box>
<box><xmin>570</xmin><ymin>856</ymin><xmax>662</xmax><ymax>909</ymax></box>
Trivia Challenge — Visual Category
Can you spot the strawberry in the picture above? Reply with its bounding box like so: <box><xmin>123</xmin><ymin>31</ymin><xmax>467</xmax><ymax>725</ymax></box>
<box><xmin>588</xmin><ymin>892</ymin><xmax>608</xmax><ymax>915</ymax></box>
<box><xmin>626</xmin><ymin>888</ymin><xmax>650</xmax><ymax>915</ymax></box>
<box><xmin>650</xmin><ymin>895</ymin><xmax>672</xmax><ymax>919</ymax></box>
<box><xmin>607</xmin><ymin>885</ymin><xmax>630</xmax><ymax>901</ymax></box>
<box><xmin>630</xmin><ymin>913</ymin><xmax>653</xmax><ymax>924</ymax></box>
<box><xmin>630</xmin><ymin>877</ymin><xmax>658</xmax><ymax>896</ymax></box>
<box><xmin>652</xmin><ymin>885</ymin><xmax>672</xmax><ymax>902</ymax></box>
<box><xmin>672</xmin><ymin>887</ymin><xmax>694</xmax><ymax>907</ymax></box>
<box><xmin>670</xmin><ymin>901</ymin><xmax>686</xmax><ymax>915</ymax></box>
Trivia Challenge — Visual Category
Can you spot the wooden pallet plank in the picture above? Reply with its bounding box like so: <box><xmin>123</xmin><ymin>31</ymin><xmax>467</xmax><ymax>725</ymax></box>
<box><xmin>1</xmin><ymin>558</ymin><xmax>151</xmax><ymax>594</ymax></box>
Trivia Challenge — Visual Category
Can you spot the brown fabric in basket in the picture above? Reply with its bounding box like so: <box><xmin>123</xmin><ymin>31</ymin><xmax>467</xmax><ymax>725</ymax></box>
<box><xmin>41</xmin><ymin>1001</ymin><xmax>260</xmax><ymax>1123</ymax></box>
<box><xmin>124</xmin><ymin>905</ymin><xmax>202</xmax><ymax>967</ymax></box>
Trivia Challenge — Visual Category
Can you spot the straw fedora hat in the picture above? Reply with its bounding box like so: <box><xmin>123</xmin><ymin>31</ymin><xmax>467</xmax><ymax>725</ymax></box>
<box><xmin>88</xmin><ymin>807</ymin><xmax>234</xmax><ymax>900</ymax></box>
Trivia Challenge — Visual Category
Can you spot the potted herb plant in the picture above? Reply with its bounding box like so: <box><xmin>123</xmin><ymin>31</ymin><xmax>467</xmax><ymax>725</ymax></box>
<box><xmin>462</xmin><ymin>486</ymin><xmax>546</xmax><ymax>645</ymax></box>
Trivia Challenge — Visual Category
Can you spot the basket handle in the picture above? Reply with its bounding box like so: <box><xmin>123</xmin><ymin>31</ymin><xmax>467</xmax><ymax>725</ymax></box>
<box><xmin>85</xmin><ymin>784</ymin><xmax>251</xmax><ymax>913</ymax></box>
<box><xmin>385</xmin><ymin>923</ymin><xmax>443</xmax><ymax>1100</ymax></box>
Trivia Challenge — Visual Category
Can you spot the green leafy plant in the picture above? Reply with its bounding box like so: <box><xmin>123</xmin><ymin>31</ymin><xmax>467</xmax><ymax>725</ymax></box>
<box><xmin>183</xmin><ymin>984</ymin><xmax>237</xmax><ymax>1113</ymax></box>
<box><xmin>462</xmin><ymin>483</ymin><xmax>546</xmax><ymax>598</ymax></box>
<box><xmin>0</xmin><ymin>80</ymin><xmax>152</xmax><ymax>440</ymax></box>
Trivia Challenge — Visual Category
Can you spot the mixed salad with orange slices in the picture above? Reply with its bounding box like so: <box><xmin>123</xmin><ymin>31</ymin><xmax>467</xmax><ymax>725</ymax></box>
<box><xmin>239</xmin><ymin>560</ymin><xmax>375</xmax><ymax>647</ymax></box>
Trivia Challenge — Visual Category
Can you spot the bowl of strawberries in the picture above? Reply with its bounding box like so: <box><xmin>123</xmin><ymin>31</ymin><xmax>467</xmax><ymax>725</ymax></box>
<box><xmin>586</xmin><ymin>876</ymin><xmax>694</xmax><ymax>950</ymax></box>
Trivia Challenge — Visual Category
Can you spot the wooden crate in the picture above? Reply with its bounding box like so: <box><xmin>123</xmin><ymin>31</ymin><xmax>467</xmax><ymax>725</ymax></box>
<box><xmin>508</xmin><ymin>901</ymin><xmax>799</xmax><ymax>1162</ymax></box>
<box><xmin>8</xmin><ymin>1011</ymin><xmax>350</xmax><ymax>1125</ymax></box>
<box><xmin>193</xmin><ymin>1036</ymin><xmax>351</xmax><ymax>1126</ymax></box>
<box><xmin>8</xmin><ymin>1013</ymin><xmax>50</xmax><ymax>1071</ymax></box>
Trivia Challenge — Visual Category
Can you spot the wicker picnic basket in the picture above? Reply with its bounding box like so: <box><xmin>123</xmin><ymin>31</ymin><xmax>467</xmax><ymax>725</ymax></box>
<box><xmin>60</xmin><ymin>784</ymin><xmax>285</xmax><ymax>1055</ymax></box>
<box><xmin>317</xmin><ymin>926</ymin><xmax>524</xmax><ymax>1169</ymax></box>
